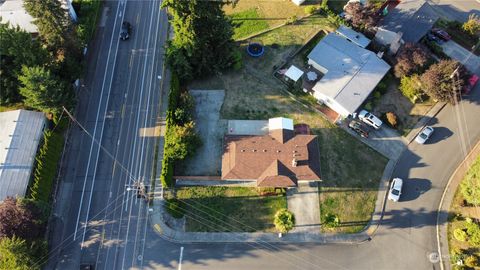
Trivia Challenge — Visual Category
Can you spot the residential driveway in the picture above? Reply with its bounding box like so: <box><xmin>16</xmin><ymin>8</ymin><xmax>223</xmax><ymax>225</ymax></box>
<box><xmin>287</xmin><ymin>182</ymin><xmax>321</xmax><ymax>232</ymax></box>
<box><xmin>341</xmin><ymin>119</ymin><xmax>407</xmax><ymax>160</ymax></box>
<box><xmin>441</xmin><ymin>40</ymin><xmax>480</xmax><ymax>74</ymax></box>
<box><xmin>182</xmin><ymin>90</ymin><xmax>227</xmax><ymax>176</ymax></box>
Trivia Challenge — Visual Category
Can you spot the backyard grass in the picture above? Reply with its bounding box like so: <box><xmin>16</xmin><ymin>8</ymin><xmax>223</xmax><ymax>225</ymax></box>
<box><xmin>230</xmin><ymin>8</ymin><xmax>269</xmax><ymax>40</ymax></box>
<box><xmin>189</xmin><ymin>14</ymin><xmax>387</xmax><ymax>234</ymax></box>
<box><xmin>224</xmin><ymin>0</ymin><xmax>322</xmax><ymax>34</ymax></box>
<box><xmin>448</xmin><ymin>156</ymin><xmax>480</xmax><ymax>267</ymax></box>
<box><xmin>175</xmin><ymin>187</ymin><xmax>287</xmax><ymax>232</ymax></box>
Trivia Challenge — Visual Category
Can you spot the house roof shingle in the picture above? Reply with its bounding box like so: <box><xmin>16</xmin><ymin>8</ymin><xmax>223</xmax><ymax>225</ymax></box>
<box><xmin>221</xmin><ymin>129</ymin><xmax>321</xmax><ymax>187</ymax></box>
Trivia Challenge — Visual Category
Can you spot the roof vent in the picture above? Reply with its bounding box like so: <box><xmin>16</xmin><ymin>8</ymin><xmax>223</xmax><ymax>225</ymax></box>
<box><xmin>252</xmin><ymin>149</ymin><xmax>256</xmax><ymax>152</ymax></box>
<box><xmin>263</xmin><ymin>149</ymin><xmax>267</xmax><ymax>152</ymax></box>
<box><xmin>292</xmin><ymin>158</ymin><xmax>298</xmax><ymax>167</ymax></box>
<box><xmin>241</xmin><ymin>149</ymin><xmax>245</xmax><ymax>152</ymax></box>
<box><xmin>276</xmin><ymin>150</ymin><xmax>281</xmax><ymax>153</ymax></box>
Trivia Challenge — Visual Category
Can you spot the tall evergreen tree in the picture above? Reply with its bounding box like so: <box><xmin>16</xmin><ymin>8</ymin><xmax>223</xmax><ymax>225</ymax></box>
<box><xmin>0</xmin><ymin>23</ymin><xmax>49</xmax><ymax>105</ymax></box>
<box><xmin>18</xmin><ymin>66</ymin><xmax>74</xmax><ymax>114</ymax></box>
<box><xmin>162</xmin><ymin>0</ymin><xmax>237</xmax><ymax>81</ymax></box>
<box><xmin>23</xmin><ymin>0</ymin><xmax>70</xmax><ymax>50</ymax></box>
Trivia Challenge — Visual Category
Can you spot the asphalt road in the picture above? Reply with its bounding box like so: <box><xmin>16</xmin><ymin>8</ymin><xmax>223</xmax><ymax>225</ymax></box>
<box><xmin>47</xmin><ymin>1</ymin><xmax>169</xmax><ymax>269</ymax></box>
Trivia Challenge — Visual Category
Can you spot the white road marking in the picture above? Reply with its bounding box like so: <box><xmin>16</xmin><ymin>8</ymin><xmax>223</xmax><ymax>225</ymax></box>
<box><xmin>74</xmin><ymin>0</ymin><xmax>124</xmax><ymax>242</ymax></box>
<box><xmin>121</xmin><ymin>1</ymin><xmax>158</xmax><ymax>268</ymax></box>
<box><xmin>178</xmin><ymin>246</ymin><xmax>184</xmax><ymax>270</ymax></box>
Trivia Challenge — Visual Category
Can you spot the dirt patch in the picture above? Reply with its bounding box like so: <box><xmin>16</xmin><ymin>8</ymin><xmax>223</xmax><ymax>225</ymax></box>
<box><xmin>373</xmin><ymin>80</ymin><xmax>435</xmax><ymax>135</ymax></box>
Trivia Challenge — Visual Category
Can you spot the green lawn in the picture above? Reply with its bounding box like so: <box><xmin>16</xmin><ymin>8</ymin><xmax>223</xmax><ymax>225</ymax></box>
<box><xmin>230</xmin><ymin>8</ymin><xmax>269</xmax><ymax>40</ymax></box>
<box><xmin>175</xmin><ymin>187</ymin><xmax>286</xmax><ymax>232</ymax></box>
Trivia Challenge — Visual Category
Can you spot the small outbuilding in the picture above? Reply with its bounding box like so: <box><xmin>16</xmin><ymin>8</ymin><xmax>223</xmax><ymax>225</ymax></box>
<box><xmin>0</xmin><ymin>110</ymin><xmax>46</xmax><ymax>201</ymax></box>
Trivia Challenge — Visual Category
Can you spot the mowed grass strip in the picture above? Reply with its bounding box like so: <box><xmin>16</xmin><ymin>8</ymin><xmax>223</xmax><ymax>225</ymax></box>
<box><xmin>230</xmin><ymin>8</ymin><xmax>269</xmax><ymax>40</ymax></box>
<box><xmin>176</xmin><ymin>187</ymin><xmax>287</xmax><ymax>232</ymax></box>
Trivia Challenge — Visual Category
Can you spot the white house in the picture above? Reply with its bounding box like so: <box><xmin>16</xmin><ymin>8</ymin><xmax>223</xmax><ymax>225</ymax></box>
<box><xmin>0</xmin><ymin>0</ymin><xmax>77</xmax><ymax>34</ymax></box>
<box><xmin>306</xmin><ymin>29</ymin><xmax>390</xmax><ymax>118</ymax></box>
<box><xmin>0</xmin><ymin>110</ymin><xmax>46</xmax><ymax>201</ymax></box>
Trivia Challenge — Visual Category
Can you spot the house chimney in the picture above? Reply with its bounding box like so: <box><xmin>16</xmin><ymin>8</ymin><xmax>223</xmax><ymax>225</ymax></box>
<box><xmin>292</xmin><ymin>158</ymin><xmax>297</xmax><ymax>167</ymax></box>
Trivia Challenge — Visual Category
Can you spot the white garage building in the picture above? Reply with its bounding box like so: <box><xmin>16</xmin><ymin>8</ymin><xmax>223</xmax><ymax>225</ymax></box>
<box><xmin>0</xmin><ymin>110</ymin><xmax>46</xmax><ymax>201</ymax></box>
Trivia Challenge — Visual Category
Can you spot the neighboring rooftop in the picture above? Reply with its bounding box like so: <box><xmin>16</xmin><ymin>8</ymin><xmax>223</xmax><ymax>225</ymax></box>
<box><xmin>380</xmin><ymin>0</ymin><xmax>439</xmax><ymax>43</ymax></box>
<box><xmin>0</xmin><ymin>0</ymin><xmax>38</xmax><ymax>33</ymax></box>
<box><xmin>221</xmin><ymin>118</ymin><xmax>321</xmax><ymax>187</ymax></box>
<box><xmin>307</xmin><ymin>32</ymin><xmax>390</xmax><ymax>115</ymax></box>
<box><xmin>0</xmin><ymin>110</ymin><xmax>45</xmax><ymax>201</ymax></box>
<box><xmin>335</xmin><ymin>25</ymin><xmax>371</xmax><ymax>48</ymax></box>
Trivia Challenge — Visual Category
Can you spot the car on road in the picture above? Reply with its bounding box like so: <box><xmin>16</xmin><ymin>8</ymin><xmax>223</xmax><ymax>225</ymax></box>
<box><xmin>348</xmin><ymin>120</ymin><xmax>369</xmax><ymax>138</ymax></box>
<box><xmin>120</xmin><ymin>21</ymin><xmax>131</xmax><ymax>40</ymax></box>
<box><xmin>463</xmin><ymin>74</ymin><xmax>479</xmax><ymax>95</ymax></box>
<box><xmin>358</xmin><ymin>110</ymin><xmax>382</xmax><ymax>129</ymax></box>
<box><xmin>431</xmin><ymin>28</ymin><xmax>451</xmax><ymax>41</ymax></box>
<box><xmin>415</xmin><ymin>126</ymin><xmax>434</xmax><ymax>144</ymax></box>
<box><xmin>388</xmin><ymin>178</ymin><xmax>403</xmax><ymax>202</ymax></box>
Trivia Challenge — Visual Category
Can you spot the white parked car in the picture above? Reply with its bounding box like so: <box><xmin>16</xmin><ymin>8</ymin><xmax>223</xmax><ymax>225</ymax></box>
<box><xmin>415</xmin><ymin>126</ymin><xmax>434</xmax><ymax>144</ymax></box>
<box><xmin>388</xmin><ymin>178</ymin><xmax>403</xmax><ymax>202</ymax></box>
<box><xmin>358</xmin><ymin>110</ymin><xmax>382</xmax><ymax>129</ymax></box>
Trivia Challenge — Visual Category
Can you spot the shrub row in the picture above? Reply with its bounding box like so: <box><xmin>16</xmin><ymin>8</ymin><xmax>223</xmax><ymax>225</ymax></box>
<box><xmin>75</xmin><ymin>0</ymin><xmax>103</xmax><ymax>46</ymax></box>
<box><xmin>29</xmin><ymin>129</ymin><xmax>65</xmax><ymax>203</ymax></box>
<box><xmin>160</xmin><ymin>74</ymin><xmax>181</xmax><ymax>188</ymax></box>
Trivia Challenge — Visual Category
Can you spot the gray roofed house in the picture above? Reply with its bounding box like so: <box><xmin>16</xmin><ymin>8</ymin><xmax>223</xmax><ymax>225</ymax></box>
<box><xmin>378</xmin><ymin>0</ymin><xmax>439</xmax><ymax>43</ymax></box>
<box><xmin>0</xmin><ymin>110</ymin><xmax>46</xmax><ymax>201</ymax></box>
<box><xmin>306</xmin><ymin>31</ymin><xmax>390</xmax><ymax>117</ymax></box>
<box><xmin>335</xmin><ymin>25</ymin><xmax>371</xmax><ymax>48</ymax></box>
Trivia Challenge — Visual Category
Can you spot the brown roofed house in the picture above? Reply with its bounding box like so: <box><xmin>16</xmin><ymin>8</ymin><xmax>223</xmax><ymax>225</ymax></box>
<box><xmin>221</xmin><ymin>118</ymin><xmax>321</xmax><ymax>187</ymax></box>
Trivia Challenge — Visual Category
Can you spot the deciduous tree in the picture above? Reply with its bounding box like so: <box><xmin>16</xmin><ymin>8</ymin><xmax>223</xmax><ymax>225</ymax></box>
<box><xmin>0</xmin><ymin>23</ymin><xmax>49</xmax><ymax>105</ymax></box>
<box><xmin>394</xmin><ymin>43</ymin><xmax>430</xmax><ymax>78</ymax></box>
<box><xmin>421</xmin><ymin>60</ymin><xmax>468</xmax><ymax>104</ymax></box>
<box><xmin>463</xmin><ymin>14</ymin><xmax>480</xmax><ymax>36</ymax></box>
<box><xmin>164</xmin><ymin>121</ymin><xmax>201</xmax><ymax>160</ymax></box>
<box><xmin>399</xmin><ymin>74</ymin><xmax>424</xmax><ymax>103</ymax></box>
<box><xmin>0</xmin><ymin>197</ymin><xmax>45</xmax><ymax>241</ymax></box>
<box><xmin>344</xmin><ymin>2</ymin><xmax>378</xmax><ymax>31</ymax></box>
<box><xmin>0</xmin><ymin>236</ymin><xmax>46</xmax><ymax>270</ymax></box>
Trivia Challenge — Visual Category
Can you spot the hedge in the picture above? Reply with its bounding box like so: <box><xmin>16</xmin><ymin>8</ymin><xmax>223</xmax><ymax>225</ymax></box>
<box><xmin>160</xmin><ymin>73</ymin><xmax>181</xmax><ymax>188</ymax></box>
<box><xmin>29</xmin><ymin>130</ymin><xmax>64</xmax><ymax>203</ymax></box>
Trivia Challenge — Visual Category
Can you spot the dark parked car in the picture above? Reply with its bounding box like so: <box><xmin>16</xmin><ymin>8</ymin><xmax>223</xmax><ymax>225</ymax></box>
<box><xmin>120</xmin><ymin>21</ymin><xmax>131</xmax><ymax>40</ymax></box>
<box><xmin>348</xmin><ymin>120</ymin><xmax>369</xmax><ymax>138</ymax></box>
<box><xmin>431</xmin><ymin>28</ymin><xmax>451</xmax><ymax>41</ymax></box>
<box><xmin>426</xmin><ymin>33</ymin><xmax>442</xmax><ymax>43</ymax></box>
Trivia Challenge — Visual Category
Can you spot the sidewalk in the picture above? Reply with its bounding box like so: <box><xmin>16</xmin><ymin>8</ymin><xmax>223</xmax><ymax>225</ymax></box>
<box><xmin>438</xmin><ymin>140</ymin><xmax>480</xmax><ymax>270</ymax></box>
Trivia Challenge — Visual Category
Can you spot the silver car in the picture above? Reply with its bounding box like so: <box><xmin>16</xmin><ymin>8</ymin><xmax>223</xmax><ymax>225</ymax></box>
<box><xmin>415</xmin><ymin>126</ymin><xmax>434</xmax><ymax>144</ymax></box>
<box><xmin>358</xmin><ymin>110</ymin><xmax>382</xmax><ymax>129</ymax></box>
